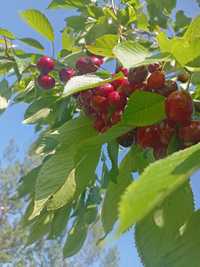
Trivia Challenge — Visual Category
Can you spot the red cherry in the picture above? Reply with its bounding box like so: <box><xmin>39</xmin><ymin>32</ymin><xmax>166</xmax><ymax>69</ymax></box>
<box><xmin>136</xmin><ymin>125</ymin><xmax>161</xmax><ymax>149</ymax></box>
<box><xmin>76</xmin><ymin>56</ymin><xmax>103</xmax><ymax>74</ymax></box>
<box><xmin>37</xmin><ymin>75</ymin><xmax>55</xmax><ymax>90</ymax></box>
<box><xmin>157</xmin><ymin>80</ymin><xmax>178</xmax><ymax>97</ymax></box>
<box><xmin>165</xmin><ymin>90</ymin><xmax>193</xmax><ymax>126</ymax></box>
<box><xmin>108</xmin><ymin>91</ymin><xmax>121</xmax><ymax>106</ymax></box>
<box><xmin>159</xmin><ymin>121</ymin><xmax>175</xmax><ymax>145</ymax></box>
<box><xmin>179</xmin><ymin>121</ymin><xmax>200</xmax><ymax>145</ymax></box>
<box><xmin>94</xmin><ymin>118</ymin><xmax>106</xmax><ymax>133</ymax></box>
<box><xmin>117</xmin><ymin>130</ymin><xmax>135</xmax><ymax>147</ymax></box>
<box><xmin>116</xmin><ymin>66</ymin><xmax>129</xmax><ymax>77</ymax></box>
<box><xmin>37</xmin><ymin>56</ymin><xmax>55</xmax><ymax>74</ymax></box>
<box><xmin>91</xmin><ymin>95</ymin><xmax>109</xmax><ymax>111</ymax></box>
<box><xmin>112</xmin><ymin>77</ymin><xmax>128</xmax><ymax>89</ymax></box>
<box><xmin>154</xmin><ymin>144</ymin><xmax>167</xmax><ymax>159</ymax></box>
<box><xmin>90</xmin><ymin>56</ymin><xmax>104</xmax><ymax>66</ymax></box>
<box><xmin>111</xmin><ymin>110</ymin><xmax>122</xmax><ymax>125</ymax></box>
<box><xmin>148</xmin><ymin>63</ymin><xmax>161</xmax><ymax>73</ymax></box>
<box><xmin>95</xmin><ymin>83</ymin><xmax>115</xmax><ymax>97</ymax></box>
<box><xmin>128</xmin><ymin>66</ymin><xmax>148</xmax><ymax>85</ymax></box>
<box><xmin>59</xmin><ymin>68</ymin><xmax>76</xmax><ymax>83</ymax></box>
<box><xmin>147</xmin><ymin>71</ymin><xmax>165</xmax><ymax>90</ymax></box>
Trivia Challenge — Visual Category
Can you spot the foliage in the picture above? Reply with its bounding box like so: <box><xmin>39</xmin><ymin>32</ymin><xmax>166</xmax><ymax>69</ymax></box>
<box><xmin>1</xmin><ymin>0</ymin><xmax>200</xmax><ymax>266</ymax></box>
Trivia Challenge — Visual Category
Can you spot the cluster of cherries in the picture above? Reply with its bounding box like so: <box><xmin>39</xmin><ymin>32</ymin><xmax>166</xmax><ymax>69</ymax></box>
<box><xmin>35</xmin><ymin>54</ymin><xmax>200</xmax><ymax>159</ymax></box>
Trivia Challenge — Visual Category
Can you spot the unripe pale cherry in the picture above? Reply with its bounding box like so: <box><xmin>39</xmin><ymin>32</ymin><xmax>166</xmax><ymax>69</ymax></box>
<box><xmin>37</xmin><ymin>56</ymin><xmax>55</xmax><ymax>74</ymax></box>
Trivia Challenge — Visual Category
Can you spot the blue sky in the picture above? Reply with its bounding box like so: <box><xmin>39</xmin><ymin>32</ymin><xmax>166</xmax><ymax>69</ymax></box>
<box><xmin>0</xmin><ymin>1</ymin><xmax>199</xmax><ymax>267</ymax></box>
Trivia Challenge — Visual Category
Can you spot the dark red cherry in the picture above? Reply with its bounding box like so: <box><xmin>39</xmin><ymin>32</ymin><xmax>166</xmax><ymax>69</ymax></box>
<box><xmin>179</xmin><ymin>121</ymin><xmax>200</xmax><ymax>145</ymax></box>
<box><xmin>37</xmin><ymin>56</ymin><xmax>55</xmax><ymax>74</ymax></box>
<box><xmin>147</xmin><ymin>71</ymin><xmax>165</xmax><ymax>90</ymax></box>
<box><xmin>59</xmin><ymin>68</ymin><xmax>76</xmax><ymax>83</ymax></box>
<box><xmin>128</xmin><ymin>66</ymin><xmax>148</xmax><ymax>85</ymax></box>
<box><xmin>37</xmin><ymin>75</ymin><xmax>55</xmax><ymax>90</ymax></box>
<box><xmin>165</xmin><ymin>90</ymin><xmax>193</xmax><ymax>126</ymax></box>
<box><xmin>148</xmin><ymin>63</ymin><xmax>161</xmax><ymax>73</ymax></box>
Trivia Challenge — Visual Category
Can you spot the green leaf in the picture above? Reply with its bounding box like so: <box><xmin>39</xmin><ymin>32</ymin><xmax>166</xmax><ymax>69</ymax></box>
<box><xmin>20</xmin><ymin>9</ymin><xmax>54</xmax><ymax>41</ymax></box>
<box><xmin>123</xmin><ymin>91</ymin><xmax>166</xmax><ymax>126</ymax></box>
<box><xmin>18</xmin><ymin>166</ymin><xmax>41</xmax><ymax>198</ymax></box>
<box><xmin>49</xmin><ymin>205</ymin><xmax>71</xmax><ymax>239</ymax></box>
<box><xmin>146</xmin><ymin>0</ymin><xmax>176</xmax><ymax>29</ymax></box>
<box><xmin>63</xmin><ymin>72</ymin><xmax>123</xmax><ymax>98</ymax></box>
<box><xmin>0</xmin><ymin>79</ymin><xmax>11</xmax><ymax>113</ymax></box>
<box><xmin>62</xmin><ymin>27</ymin><xmax>76</xmax><ymax>52</ymax></box>
<box><xmin>28</xmin><ymin>212</ymin><xmax>54</xmax><ymax>244</ymax></box>
<box><xmin>23</xmin><ymin>108</ymin><xmax>51</xmax><ymax>124</ymax></box>
<box><xmin>74</xmin><ymin>146</ymin><xmax>101</xmax><ymax>198</ymax></box>
<box><xmin>162</xmin><ymin>210</ymin><xmax>200</xmax><ymax>267</ymax></box>
<box><xmin>30</xmin><ymin>116</ymin><xmax>97</xmax><ymax>219</ymax></box>
<box><xmin>48</xmin><ymin>0</ymin><xmax>90</xmax><ymax>9</ymax></box>
<box><xmin>86</xmin><ymin>34</ymin><xmax>119</xmax><ymax>57</ymax></box>
<box><xmin>107</xmin><ymin>141</ymin><xmax>119</xmax><ymax>183</ymax></box>
<box><xmin>18</xmin><ymin>37</ymin><xmax>44</xmax><ymax>50</ymax></box>
<box><xmin>184</xmin><ymin>15</ymin><xmax>200</xmax><ymax>42</ymax></box>
<box><xmin>174</xmin><ymin>11</ymin><xmax>191</xmax><ymax>33</ymax></box>
<box><xmin>0</xmin><ymin>27</ymin><xmax>15</xmax><ymax>39</ymax></box>
<box><xmin>118</xmin><ymin>142</ymin><xmax>200</xmax><ymax>233</ymax></box>
<box><xmin>63</xmin><ymin>221</ymin><xmax>88</xmax><ymax>257</ymax></box>
<box><xmin>113</xmin><ymin>41</ymin><xmax>170</xmax><ymax>69</ymax></box>
<box><xmin>135</xmin><ymin>184</ymin><xmax>194</xmax><ymax>267</ymax></box>
<box><xmin>47</xmin><ymin>169</ymin><xmax>76</xmax><ymax>210</ymax></box>
<box><xmin>113</xmin><ymin>41</ymin><xmax>150</xmax><ymax>69</ymax></box>
<box><xmin>102</xmin><ymin>149</ymin><xmax>134</xmax><ymax>233</ymax></box>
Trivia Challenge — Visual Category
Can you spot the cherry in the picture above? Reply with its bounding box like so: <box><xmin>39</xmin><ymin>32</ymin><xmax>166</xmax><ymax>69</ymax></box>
<box><xmin>95</xmin><ymin>83</ymin><xmax>115</xmax><ymax>97</ymax></box>
<box><xmin>37</xmin><ymin>56</ymin><xmax>55</xmax><ymax>74</ymax></box>
<box><xmin>159</xmin><ymin>121</ymin><xmax>175</xmax><ymax>145</ymax></box>
<box><xmin>128</xmin><ymin>66</ymin><xmax>148</xmax><ymax>85</ymax></box>
<box><xmin>112</xmin><ymin>77</ymin><xmax>128</xmax><ymax>89</ymax></box>
<box><xmin>154</xmin><ymin>144</ymin><xmax>167</xmax><ymax>159</ymax></box>
<box><xmin>76</xmin><ymin>56</ymin><xmax>102</xmax><ymax>74</ymax></box>
<box><xmin>91</xmin><ymin>95</ymin><xmax>109</xmax><ymax>112</ymax></box>
<box><xmin>178</xmin><ymin>72</ymin><xmax>189</xmax><ymax>83</ymax></box>
<box><xmin>37</xmin><ymin>75</ymin><xmax>55</xmax><ymax>90</ymax></box>
<box><xmin>111</xmin><ymin>110</ymin><xmax>122</xmax><ymax>125</ymax></box>
<box><xmin>108</xmin><ymin>91</ymin><xmax>121</xmax><ymax>106</ymax></box>
<box><xmin>147</xmin><ymin>71</ymin><xmax>165</xmax><ymax>90</ymax></box>
<box><xmin>90</xmin><ymin>55</ymin><xmax>104</xmax><ymax>66</ymax></box>
<box><xmin>165</xmin><ymin>90</ymin><xmax>193</xmax><ymax>126</ymax></box>
<box><xmin>94</xmin><ymin>117</ymin><xmax>106</xmax><ymax>133</ymax></box>
<box><xmin>148</xmin><ymin>63</ymin><xmax>161</xmax><ymax>73</ymax></box>
<box><xmin>157</xmin><ymin>80</ymin><xmax>178</xmax><ymax>97</ymax></box>
<box><xmin>117</xmin><ymin>130</ymin><xmax>135</xmax><ymax>147</ymax></box>
<box><xmin>59</xmin><ymin>68</ymin><xmax>76</xmax><ymax>83</ymax></box>
<box><xmin>179</xmin><ymin>121</ymin><xmax>200</xmax><ymax>145</ymax></box>
<box><xmin>116</xmin><ymin>66</ymin><xmax>129</xmax><ymax>77</ymax></box>
<box><xmin>136</xmin><ymin>125</ymin><xmax>161</xmax><ymax>149</ymax></box>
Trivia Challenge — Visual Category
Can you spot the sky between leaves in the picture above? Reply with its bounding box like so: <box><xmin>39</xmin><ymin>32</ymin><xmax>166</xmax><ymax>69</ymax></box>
<box><xmin>0</xmin><ymin>1</ymin><xmax>200</xmax><ymax>267</ymax></box>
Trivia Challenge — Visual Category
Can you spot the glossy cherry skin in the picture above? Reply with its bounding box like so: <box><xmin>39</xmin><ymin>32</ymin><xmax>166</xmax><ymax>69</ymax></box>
<box><xmin>179</xmin><ymin>121</ymin><xmax>200</xmax><ymax>145</ymax></box>
<box><xmin>147</xmin><ymin>71</ymin><xmax>165</xmax><ymax>90</ymax></box>
<box><xmin>37</xmin><ymin>75</ymin><xmax>55</xmax><ymax>90</ymax></box>
<box><xmin>159</xmin><ymin>120</ymin><xmax>175</xmax><ymax>145</ymax></box>
<box><xmin>111</xmin><ymin>110</ymin><xmax>122</xmax><ymax>125</ymax></box>
<box><xmin>136</xmin><ymin>125</ymin><xmax>161</xmax><ymax>149</ymax></box>
<box><xmin>91</xmin><ymin>95</ymin><xmax>109</xmax><ymax>112</ymax></box>
<box><xmin>95</xmin><ymin>83</ymin><xmax>115</xmax><ymax>97</ymax></box>
<box><xmin>165</xmin><ymin>90</ymin><xmax>193</xmax><ymax>126</ymax></box>
<box><xmin>76</xmin><ymin>56</ymin><xmax>102</xmax><ymax>74</ymax></box>
<box><xmin>59</xmin><ymin>68</ymin><xmax>76</xmax><ymax>83</ymax></box>
<box><xmin>37</xmin><ymin>56</ymin><xmax>55</xmax><ymax>74</ymax></box>
<box><xmin>128</xmin><ymin>66</ymin><xmax>148</xmax><ymax>85</ymax></box>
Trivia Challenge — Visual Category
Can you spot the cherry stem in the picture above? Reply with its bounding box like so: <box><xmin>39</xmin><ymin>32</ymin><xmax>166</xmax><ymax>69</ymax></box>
<box><xmin>186</xmin><ymin>72</ymin><xmax>192</xmax><ymax>92</ymax></box>
<box><xmin>111</xmin><ymin>0</ymin><xmax>117</xmax><ymax>15</ymax></box>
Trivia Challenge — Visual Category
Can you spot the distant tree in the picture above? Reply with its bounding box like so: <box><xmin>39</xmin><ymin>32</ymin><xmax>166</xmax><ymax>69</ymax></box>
<box><xmin>0</xmin><ymin>140</ymin><xmax>119</xmax><ymax>267</ymax></box>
